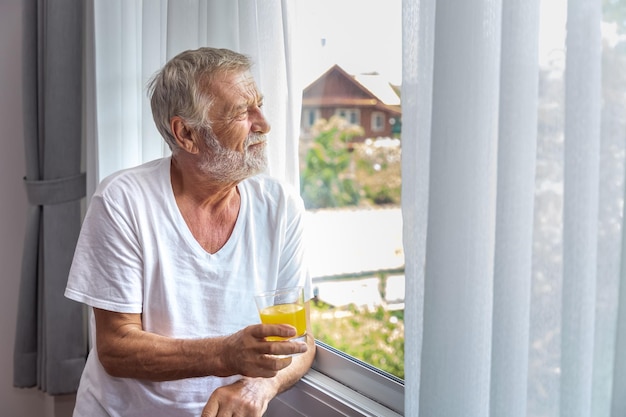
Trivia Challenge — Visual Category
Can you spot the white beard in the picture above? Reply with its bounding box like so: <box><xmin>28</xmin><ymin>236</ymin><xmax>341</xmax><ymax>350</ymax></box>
<box><xmin>197</xmin><ymin>131</ymin><xmax>268</xmax><ymax>183</ymax></box>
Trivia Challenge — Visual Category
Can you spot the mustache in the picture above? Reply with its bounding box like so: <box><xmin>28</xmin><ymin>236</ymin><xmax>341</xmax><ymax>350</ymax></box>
<box><xmin>245</xmin><ymin>133</ymin><xmax>267</xmax><ymax>147</ymax></box>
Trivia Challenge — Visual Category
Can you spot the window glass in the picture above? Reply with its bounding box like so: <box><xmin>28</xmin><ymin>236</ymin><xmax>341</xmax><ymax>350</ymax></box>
<box><xmin>301</xmin><ymin>108</ymin><xmax>320</xmax><ymax>130</ymax></box>
<box><xmin>296</xmin><ymin>0</ymin><xmax>404</xmax><ymax>380</ymax></box>
<box><xmin>372</xmin><ymin>111</ymin><xmax>385</xmax><ymax>132</ymax></box>
<box><xmin>334</xmin><ymin>108</ymin><xmax>361</xmax><ymax>125</ymax></box>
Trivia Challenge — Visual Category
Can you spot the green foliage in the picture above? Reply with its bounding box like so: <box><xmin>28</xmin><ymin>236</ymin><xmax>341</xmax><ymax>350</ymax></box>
<box><xmin>300</xmin><ymin>117</ymin><xmax>363</xmax><ymax>209</ymax></box>
<box><xmin>353</xmin><ymin>138</ymin><xmax>402</xmax><ymax>206</ymax></box>
<box><xmin>365</xmin><ymin>184</ymin><xmax>399</xmax><ymax>205</ymax></box>
<box><xmin>311</xmin><ymin>302</ymin><xmax>405</xmax><ymax>379</ymax></box>
<box><xmin>300</xmin><ymin>117</ymin><xmax>402</xmax><ymax>208</ymax></box>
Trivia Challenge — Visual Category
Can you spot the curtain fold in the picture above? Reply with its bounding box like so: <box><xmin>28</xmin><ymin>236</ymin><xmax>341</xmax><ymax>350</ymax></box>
<box><xmin>416</xmin><ymin>0</ymin><xmax>501</xmax><ymax>415</ymax></box>
<box><xmin>13</xmin><ymin>0</ymin><xmax>87</xmax><ymax>395</ymax></box>
<box><xmin>561</xmin><ymin>0</ymin><xmax>602</xmax><ymax>415</ymax></box>
<box><xmin>490</xmin><ymin>1</ymin><xmax>539</xmax><ymax>416</ymax></box>
<box><xmin>612</xmin><ymin>190</ymin><xmax>626</xmax><ymax>415</ymax></box>
<box><xmin>91</xmin><ymin>0</ymin><xmax>163</xmax><ymax>190</ymax></box>
<box><xmin>401</xmin><ymin>0</ymin><xmax>435</xmax><ymax>415</ymax></box>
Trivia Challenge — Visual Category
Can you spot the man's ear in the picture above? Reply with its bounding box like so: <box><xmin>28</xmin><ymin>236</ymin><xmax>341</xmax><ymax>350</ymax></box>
<box><xmin>171</xmin><ymin>116</ymin><xmax>200</xmax><ymax>154</ymax></box>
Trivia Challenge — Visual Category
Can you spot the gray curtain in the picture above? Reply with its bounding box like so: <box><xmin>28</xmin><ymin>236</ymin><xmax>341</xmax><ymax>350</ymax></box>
<box><xmin>13</xmin><ymin>0</ymin><xmax>87</xmax><ymax>395</ymax></box>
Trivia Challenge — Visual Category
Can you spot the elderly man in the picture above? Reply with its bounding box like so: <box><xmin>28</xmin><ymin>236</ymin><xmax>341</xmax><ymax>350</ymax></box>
<box><xmin>65</xmin><ymin>47</ymin><xmax>315</xmax><ymax>417</ymax></box>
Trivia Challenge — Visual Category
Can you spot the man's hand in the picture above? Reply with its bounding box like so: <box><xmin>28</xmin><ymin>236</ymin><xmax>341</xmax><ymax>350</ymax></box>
<box><xmin>222</xmin><ymin>324</ymin><xmax>308</xmax><ymax>378</ymax></box>
<box><xmin>201</xmin><ymin>378</ymin><xmax>275</xmax><ymax>417</ymax></box>
<box><xmin>202</xmin><ymin>332</ymin><xmax>316</xmax><ymax>417</ymax></box>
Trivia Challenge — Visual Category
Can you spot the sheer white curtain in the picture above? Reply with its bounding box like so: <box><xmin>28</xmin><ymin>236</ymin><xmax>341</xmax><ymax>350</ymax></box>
<box><xmin>402</xmin><ymin>0</ymin><xmax>626</xmax><ymax>416</ymax></box>
<box><xmin>85</xmin><ymin>0</ymin><xmax>302</xmax><ymax>199</ymax></box>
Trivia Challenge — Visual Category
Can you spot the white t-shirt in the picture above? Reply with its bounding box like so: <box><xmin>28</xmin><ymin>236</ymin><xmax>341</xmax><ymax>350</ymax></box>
<box><xmin>65</xmin><ymin>157</ymin><xmax>311</xmax><ymax>417</ymax></box>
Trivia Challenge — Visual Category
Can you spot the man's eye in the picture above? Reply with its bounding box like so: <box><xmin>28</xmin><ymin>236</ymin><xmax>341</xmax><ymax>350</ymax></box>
<box><xmin>234</xmin><ymin>110</ymin><xmax>248</xmax><ymax>120</ymax></box>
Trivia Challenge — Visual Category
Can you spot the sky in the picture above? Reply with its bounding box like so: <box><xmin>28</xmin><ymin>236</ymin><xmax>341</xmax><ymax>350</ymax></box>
<box><xmin>538</xmin><ymin>0</ymin><xmax>567</xmax><ymax>68</ymax></box>
<box><xmin>294</xmin><ymin>0</ymin><xmax>573</xmax><ymax>87</ymax></box>
<box><xmin>295</xmin><ymin>0</ymin><xmax>403</xmax><ymax>86</ymax></box>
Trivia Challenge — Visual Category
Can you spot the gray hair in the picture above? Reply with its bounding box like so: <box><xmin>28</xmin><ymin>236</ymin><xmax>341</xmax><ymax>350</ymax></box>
<box><xmin>147</xmin><ymin>47</ymin><xmax>253</xmax><ymax>153</ymax></box>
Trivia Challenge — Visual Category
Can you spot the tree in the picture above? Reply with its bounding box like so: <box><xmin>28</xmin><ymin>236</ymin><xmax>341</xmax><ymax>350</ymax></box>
<box><xmin>300</xmin><ymin>116</ymin><xmax>364</xmax><ymax>209</ymax></box>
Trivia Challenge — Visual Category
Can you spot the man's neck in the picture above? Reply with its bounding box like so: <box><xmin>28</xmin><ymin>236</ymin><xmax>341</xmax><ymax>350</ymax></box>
<box><xmin>170</xmin><ymin>154</ymin><xmax>241</xmax><ymax>211</ymax></box>
<box><xmin>170</xmin><ymin>156</ymin><xmax>243</xmax><ymax>254</ymax></box>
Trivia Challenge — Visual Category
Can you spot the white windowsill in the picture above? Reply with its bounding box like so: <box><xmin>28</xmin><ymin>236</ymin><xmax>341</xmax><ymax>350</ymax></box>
<box><xmin>269</xmin><ymin>369</ymin><xmax>403</xmax><ymax>417</ymax></box>
<box><xmin>267</xmin><ymin>343</ymin><xmax>404</xmax><ymax>416</ymax></box>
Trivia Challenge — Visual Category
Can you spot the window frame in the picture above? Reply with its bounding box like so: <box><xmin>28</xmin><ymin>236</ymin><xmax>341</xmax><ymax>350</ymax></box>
<box><xmin>269</xmin><ymin>341</ymin><xmax>405</xmax><ymax>416</ymax></box>
<box><xmin>312</xmin><ymin>341</ymin><xmax>404</xmax><ymax>413</ymax></box>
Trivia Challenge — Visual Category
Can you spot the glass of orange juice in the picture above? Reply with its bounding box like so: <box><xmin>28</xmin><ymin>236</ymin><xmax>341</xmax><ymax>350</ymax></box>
<box><xmin>255</xmin><ymin>286</ymin><xmax>307</xmax><ymax>344</ymax></box>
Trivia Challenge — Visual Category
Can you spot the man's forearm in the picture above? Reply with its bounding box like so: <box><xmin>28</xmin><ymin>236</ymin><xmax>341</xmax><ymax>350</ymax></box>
<box><xmin>272</xmin><ymin>332</ymin><xmax>316</xmax><ymax>394</ymax></box>
<box><xmin>97</xmin><ymin>325</ymin><xmax>233</xmax><ymax>381</ymax></box>
<box><xmin>94</xmin><ymin>308</ymin><xmax>306</xmax><ymax>381</ymax></box>
<box><xmin>239</xmin><ymin>332</ymin><xmax>316</xmax><ymax>402</ymax></box>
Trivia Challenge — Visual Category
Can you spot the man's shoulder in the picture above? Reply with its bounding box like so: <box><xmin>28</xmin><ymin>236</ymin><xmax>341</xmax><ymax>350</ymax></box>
<box><xmin>96</xmin><ymin>157</ymin><xmax>169</xmax><ymax>197</ymax></box>
<box><xmin>241</xmin><ymin>175</ymin><xmax>304</xmax><ymax>214</ymax></box>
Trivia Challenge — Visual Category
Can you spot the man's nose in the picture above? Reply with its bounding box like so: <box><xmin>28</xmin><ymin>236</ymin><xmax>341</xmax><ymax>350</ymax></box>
<box><xmin>252</xmin><ymin>108</ymin><xmax>271</xmax><ymax>134</ymax></box>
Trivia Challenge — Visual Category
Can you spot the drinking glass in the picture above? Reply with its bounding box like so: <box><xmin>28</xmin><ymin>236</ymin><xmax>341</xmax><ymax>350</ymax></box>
<box><xmin>254</xmin><ymin>286</ymin><xmax>307</xmax><ymax>343</ymax></box>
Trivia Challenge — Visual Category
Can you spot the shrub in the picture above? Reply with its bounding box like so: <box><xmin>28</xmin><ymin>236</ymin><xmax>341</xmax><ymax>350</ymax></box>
<box><xmin>311</xmin><ymin>302</ymin><xmax>405</xmax><ymax>379</ymax></box>
<box><xmin>300</xmin><ymin>116</ymin><xmax>364</xmax><ymax>209</ymax></box>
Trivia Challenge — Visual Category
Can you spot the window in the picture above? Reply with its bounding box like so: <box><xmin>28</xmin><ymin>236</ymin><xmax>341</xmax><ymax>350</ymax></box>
<box><xmin>334</xmin><ymin>107</ymin><xmax>361</xmax><ymax>125</ymax></box>
<box><xmin>371</xmin><ymin>111</ymin><xmax>385</xmax><ymax>132</ymax></box>
<box><xmin>296</xmin><ymin>0</ymin><xmax>403</xmax><ymax>413</ymax></box>
<box><xmin>302</xmin><ymin>108</ymin><xmax>321</xmax><ymax>129</ymax></box>
<box><xmin>295</xmin><ymin>0</ymin><xmax>620</xmax><ymax>415</ymax></box>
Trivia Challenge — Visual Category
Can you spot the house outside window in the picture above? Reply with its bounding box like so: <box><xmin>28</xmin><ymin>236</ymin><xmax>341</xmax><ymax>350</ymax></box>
<box><xmin>301</xmin><ymin>64</ymin><xmax>401</xmax><ymax>141</ymax></box>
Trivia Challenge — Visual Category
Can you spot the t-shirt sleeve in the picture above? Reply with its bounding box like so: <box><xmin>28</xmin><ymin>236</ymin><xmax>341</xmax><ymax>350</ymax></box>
<box><xmin>277</xmin><ymin>188</ymin><xmax>313</xmax><ymax>301</ymax></box>
<box><xmin>65</xmin><ymin>192</ymin><xmax>144</xmax><ymax>313</ymax></box>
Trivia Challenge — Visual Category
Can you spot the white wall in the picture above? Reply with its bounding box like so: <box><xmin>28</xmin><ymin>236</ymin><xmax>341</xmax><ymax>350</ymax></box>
<box><xmin>0</xmin><ymin>1</ymin><xmax>74</xmax><ymax>416</ymax></box>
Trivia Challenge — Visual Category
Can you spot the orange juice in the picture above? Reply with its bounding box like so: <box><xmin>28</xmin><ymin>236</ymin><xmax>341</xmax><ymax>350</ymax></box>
<box><xmin>259</xmin><ymin>303</ymin><xmax>307</xmax><ymax>341</ymax></box>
